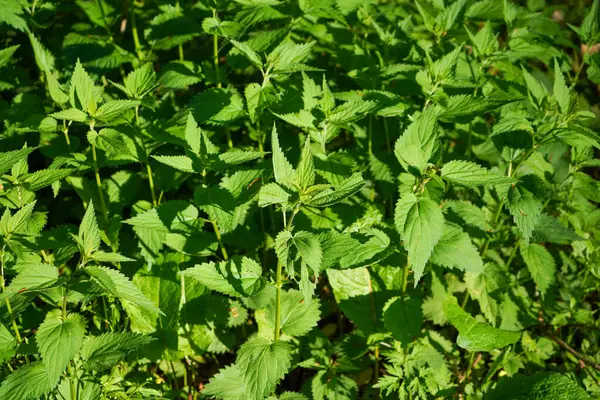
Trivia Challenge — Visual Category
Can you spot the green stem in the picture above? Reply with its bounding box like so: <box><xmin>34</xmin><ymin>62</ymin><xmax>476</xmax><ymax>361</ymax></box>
<box><xmin>1</xmin><ymin>246</ymin><xmax>23</xmax><ymax>344</ymax></box>
<box><xmin>274</xmin><ymin>209</ymin><xmax>299</xmax><ymax>341</ymax></box>
<box><xmin>130</xmin><ymin>2</ymin><xmax>144</xmax><ymax>61</ymax></box>
<box><xmin>212</xmin><ymin>221</ymin><xmax>228</xmax><ymax>260</ymax></box>
<box><xmin>505</xmin><ymin>242</ymin><xmax>520</xmax><ymax>269</ymax></box>
<box><xmin>91</xmin><ymin>144</ymin><xmax>108</xmax><ymax>222</ymax></box>
<box><xmin>464</xmin><ymin>351</ymin><xmax>476</xmax><ymax>382</ymax></box>
<box><xmin>401</xmin><ymin>259</ymin><xmax>410</xmax><ymax>296</ymax></box>
<box><xmin>136</xmin><ymin>105</ymin><xmax>157</xmax><ymax>207</ymax></box>
<box><xmin>212</xmin><ymin>9</ymin><xmax>221</xmax><ymax>87</ymax></box>
<box><xmin>63</xmin><ymin>120</ymin><xmax>72</xmax><ymax>152</ymax></box>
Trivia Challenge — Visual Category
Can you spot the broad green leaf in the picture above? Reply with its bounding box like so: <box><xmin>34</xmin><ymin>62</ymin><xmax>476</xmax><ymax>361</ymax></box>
<box><xmin>49</xmin><ymin>108</ymin><xmax>87</xmax><ymax>122</ymax></box>
<box><xmin>395</xmin><ymin>194</ymin><xmax>444</xmax><ymax>284</ymax></box>
<box><xmin>431</xmin><ymin>224</ymin><xmax>484</xmax><ymax>273</ymax></box>
<box><xmin>36</xmin><ymin>311</ymin><xmax>86</xmax><ymax>380</ymax></box>
<box><xmin>28</xmin><ymin>33</ymin><xmax>54</xmax><ymax>73</ymax></box>
<box><xmin>70</xmin><ymin>59</ymin><xmax>97</xmax><ymax>114</ymax></box>
<box><xmin>258</xmin><ymin>183</ymin><xmax>290</xmax><ymax>207</ymax></box>
<box><xmin>0</xmin><ymin>147</ymin><xmax>35</xmax><ymax>175</ymax></box>
<box><xmin>191</xmin><ymin>88</ymin><xmax>245</xmax><ymax>125</ymax></box>
<box><xmin>265</xmin><ymin>290</ymin><xmax>321</xmax><ymax>338</ymax></box>
<box><xmin>123</xmin><ymin>62</ymin><xmax>157</xmax><ymax>98</ymax></box>
<box><xmin>6</xmin><ymin>200</ymin><xmax>36</xmax><ymax>235</ymax></box>
<box><xmin>441</xmin><ymin>160</ymin><xmax>516</xmax><ymax>187</ymax></box>
<box><xmin>383</xmin><ymin>296</ymin><xmax>423</xmax><ymax>344</ymax></box>
<box><xmin>90</xmin><ymin>250</ymin><xmax>135</xmax><ymax>263</ymax></box>
<box><xmin>531</xmin><ymin>214</ymin><xmax>583</xmax><ymax>245</ymax></box>
<box><xmin>0</xmin><ymin>45</ymin><xmax>19</xmax><ymax>69</ymax></box>
<box><xmin>0</xmin><ymin>362</ymin><xmax>58</xmax><ymax>400</ymax></box>
<box><xmin>2</xmin><ymin>263</ymin><xmax>58</xmax><ymax>299</ymax></box>
<box><xmin>292</xmin><ymin>231</ymin><xmax>322</xmax><ymax>273</ymax></box>
<box><xmin>203</xmin><ymin>365</ymin><xmax>247</xmax><ymax>400</ymax></box>
<box><xmin>84</xmin><ymin>266</ymin><xmax>162</xmax><ymax>315</ymax></box>
<box><xmin>443</xmin><ymin>295</ymin><xmax>520</xmax><ymax>351</ymax></box>
<box><xmin>153</xmin><ymin>155</ymin><xmax>195</xmax><ymax>173</ymax></box>
<box><xmin>180</xmin><ymin>256</ymin><xmax>264</xmax><ymax>297</ymax></box>
<box><xmin>94</xmin><ymin>99</ymin><xmax>139</xmax><ymax>121</ymax></box>
<box><xmin>506</xmin><ymin>180</ymin><xmax>542</xmax><ymax>244</ymax></box>
<box><xmin>0</xmin><ymin>322</ymin><xmax>16</xmax><ymax>363</ymax></box>
<box><xmin>80</xmin><ymin>332</ymin><xmax>153</xmax><ymax>372</ymax></box>
<box><xmin>394</xmin><ymin>107</ymin><xmax>439</xmax><ymax>173</ymax></box>
<box><xmin>520</xmin><ymin>243</ymin><xmax>555</xmax><ymax>296</ymax></box>
<box><xmin>486</xmin><ymin>372</ymin><xmax>591</xmax><ymax>400</ymax></box>
<box><xmin>236</xmin><ymin>337</ymin><xmax>292</xmax><ymax>399</ymax></box>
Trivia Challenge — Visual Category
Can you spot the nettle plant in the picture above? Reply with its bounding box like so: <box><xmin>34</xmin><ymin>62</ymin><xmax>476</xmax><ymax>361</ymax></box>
<box><xmin>1</xmin><ymin>0</ymin><xmax>600</xmax><ymax>399</ymax></box>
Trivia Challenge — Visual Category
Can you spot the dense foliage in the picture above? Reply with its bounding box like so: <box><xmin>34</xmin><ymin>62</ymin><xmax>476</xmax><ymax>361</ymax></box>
<box><xmin>0</xmin><ymin>0</ymin><xmax>599</xmax><ymax>399</ymax></box>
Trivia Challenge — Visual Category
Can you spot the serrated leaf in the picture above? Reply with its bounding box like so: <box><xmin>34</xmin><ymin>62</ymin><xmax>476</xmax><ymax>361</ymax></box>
<box><xmin>236</xmin><ymin>337</ymin><xmax>292</xmax><ymax>399</ymax></box>
<box><xmin>553</xmin><ymin>60</ymin><xmax>570</xmax><ymax>114</ymax></box>
<box><xmin>36</xmin><ymin>312</ymin><xmax>86</xmax><ymax>380</ymax></box>
<box><xmin>271</xmin><ymin>125</ymin><xmax>296</xmax><ymax>188</ymax></box>
<box><xmin>231</xmin><ymin>39</ymin><xmax>263</xmax><ymax>69</ymax></box>
<box><xmin>79</xmin><ymin>201</ymin><xmax>101</xmax><ymax>256</ymax></box>
<box><xmin>431</xmin><ymin>224</ymin><xmax>484</xmax><ymax>273</ymax></box>
<box><xmin>49</xmin><ymin>108</ymin><xmax>87</xmax><ymax>122</ymax></box>
<box><xmin>308</xmin><ymin>172</ymin><xmax>365</xmax><ymax>207</ymax></box>
<box><xmin>94</xmin><ymin>100</ymin><xmax>139</xmax><ymax>121</ymax></box>
<box><xmin>486</xmin><ymin>372</ymin><xmax>591</xmax><ymax>400</ymax></box>
<box><xmin>80</xmin><ymin>332</ymin><xmax>153</xmax><ymax>372</ymax></box>
<box><xmin>531</xmin><ymin>214</ymin><xmax>583</xmax><ymax>244</ymax></box>
<box><xmin>520</xmin><ymin>243</ymin><xmax>555</xmax><ymax>296</ymax></box>
<box><xmin>0</xmin><ymin>147</ymin><xmax>34</xmax><ymax>176</ymax></box>
<box><xmin>180</xmin><ymin>256</ymin><xmax>264</xmax><ymax>297</ymax></box>
<box><xmin>292</xmin><ymin>231</ymin><xmax>322</xmax><ymax>273</ymax></box>
<box><xmin>152</xmin><ymin>155</ymin><xmax>195</xmax><ymax>173</ymax></box>
<box><xmin>0</xmin><ymin>322</ymin><xmax>16</xmax><ymax>363</ymax></box>
<box><xmin>443</xmin><ymin>295</ymin><xmax>520</xmax><ymax>351</ymax></box>
<box><xmin>258</xmin><ymin>183</ymin><xmax>290</xmax><ymax>207</ymax></box>
<box><xmin>296</xmin><ymin>138</ymin><xmax>315</xmax><ymax>190</ymax></box>
<box><xmin>383</xmin><ymin>296</ymin><xmax>423</xmax><ymax>343</ymax></box>
<box><xmin>507</xmin><ymin>181</ymin><xmax>542</xmax><ymax>244</ymax></box>
<box><xmin>0</xmin><ymin>362</ymin><xmax>58</xmax><ymax>400</ymax></box>
<box><xmin>203</xmin><ymin>365</ymin><xmax>247</xmax><ymax>400</ymax></box>
<box><xmin>90</xmin><ymin>250</ymin><xmax>135</xmax><ymax>263</ymax></box>
<box><xmin>84</xmin><ymin>266</ymin><xmax>163</xmax><ymax>315</ymax></box>
<box><xmin>266</xmin><ymin>289</ymin><xmax>321</xmax><ymax>337</ymax></box>
<box><xmin>395</xmin><ymin>194</ymin><xmax>444</xmax><ymax>285</ymax></box>
<box><xmin>441</xmin><ymin>160</ymin><xmax>516</xmax><ymax>186</ymax></box>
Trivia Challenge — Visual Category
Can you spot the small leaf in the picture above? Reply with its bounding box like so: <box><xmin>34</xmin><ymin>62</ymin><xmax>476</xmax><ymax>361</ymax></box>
<box><xmin>296</xmin><ymin>138</ymin><xmax>315</xmax><ymax>190</ymax></box>
<box><xmin>79</xmin><ymin>201</ymin><xmax>101</xmax><ymax>257</ymax></box>
<box><xmin>49</xmin><ymin>108</ymin><xmax>88</xmax><ymax>122</ymax></box>
<box><xmin>553</xmin><ymin>59</ymin><xmax>570</xmax><ymax>114</ymax></box>
<box><xmin>441</xmin><ymin>160</ymin><xmax>516</xmax><ymax>187</ymax></box>
<box><xmin>520</xmin><ymin>243</ymin><xmax>556</xmax><ymax>296</ymax></box>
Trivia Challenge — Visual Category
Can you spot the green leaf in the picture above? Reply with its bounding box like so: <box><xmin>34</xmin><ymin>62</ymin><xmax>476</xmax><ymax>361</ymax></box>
<box><xmin>36</xmin><ymin>311</ymin><xmax>86</xmax><ymax>380</ymax></box>
<box><xmin>553</xmin><ymin>60</ymin><xmax>570</xmax><ymax>114</ymax></box>
<box><xmin>70</xmin><ymin>59</ymin><xmax>98</xmax><ymax>115</ymax></box>
<box><xmin>180</xmin><ymin>256</ymin><xmax>264</xmax><ymax>297</ymax></box>
<box><xmin>531</xmin><ymin>214</ymin><xmax>583</xmax><ymax>245</ymax></box>
<box><xmin>297</xmin><ymin>138</ymin><xmax>315</xmax><ymax>190</ymax></box>
<box><xmin>394</xmin><ymin>107</ymin><xmax>439</xmax><ymax>174</ymax></box>
<box><xmin>28</xmin><ymin>33</ymin><xmax>54</xmax><ymax>73</ymax></box>
<box><xmin>94</xmin><ymin>99</ymin><xmax>139</xmax><ymax>121</ymax></box>
<box><xmin>395</xmin><ymin>194</ymin><xmax>444</xmax><ymax>285</ymax></box>
<box><xmin>0</xmin><ymin>147</ymin><xmax>35</xmax><ymax>175</ymax></box>
<box><xmin>0</xmin><ymin>322</ymin><xmax>16</xmax><ymax>363</ymax></box>
<box><xmin>258</xmin><ymin>183</ymin><xmax>291</xmax><ymax>207</ymax></box>
<box><xmin>236</xmin><ymin>337</ymin><xmax>292</xmax><ymax>399</ymax></box>
<box><xmin>80</xmin><ymin>332</ymin><xmax>153</xmax><ymax>372</ymax></box>
<box><xmin>203</xmin><ymin>365</ymin><xmax>247</xmax><ymax>400</ymax></box>
<box><xmin>153</xmin><ymin>155</ymin><xmax>195</xmax><ymax>173</ymax></box>
<box><xmin>506</xmin><ymin>180</ymin><xmax>542</xmax><ymax>244</ymax></box>
<box><xmin>90</xmin><ymin>250</ymin><xmax>135</xmax><ymax>263</ymax></box>
<box><xmin>0</xmin><ymin>45</ymin><xmax>19</xmax><ymax>69</ymax></box>
<box><xmin>2</xmin><ymin>263</ymin><xmax>58</xmax><ymax>299</ymax></box>
<box><xmin>49</xmin><ymin>108</ymin><xmax>87</xmax><ymax>122</ymax></box>
<box><xmin>307</xmin><ymin>172</ymin><xmax>365</xmax><ymax>207</ymax></box>
<box><xmin>486</xmin><ymin>372</ymin><xmax>591</xmax><ymax>400</ymax></box>
<box><xmin>431</xmin><ymin>224</ymin><xmax>484</xmax><ymax>273</ymax></box>
<box><xmin>383</xmin><ymin>296</ymin><xmax>423</xmax><ymax>343</ymax></box>
<box><xmin>191</xmin><ymin>88</ymin><xmax>245</xmax><ymax>125</ymax></box>
<box><xmin>6</xmin><ymin>200</ymin><xmax>36</xmax><ymax>235</ymax></box>
<box><xmin>0</xmin><ymin>362</ymin><xmax>58</xmax><ymax>400</ymax></box>
<box><xmin>443</xmin><ymin>295</ymin><xmax>520</xmax><ymax>351</ymax></box>
<box><xmin>84</xmin><ymin>266</ymin><xmax>163</xmax><ymax>315</ymax></box>
<box><xmin>441</xmin><ymin>160</ymin><xmax>516</xmax><ymax>186</ymax></box>
<box><xmin>265</xmin><ymin>289</ymin><xmax>321</xmax><ymax>338</ymax></box>
<box><xmin>79</xmin><ymin>201</ymin><xmax>101</xmax><ymax>257</ymax></box>
<box><xmin>123</xmin><ymin>62</ymin><xmax>157</xmax><ymax>99</ymax></box>
<box><xmin>520</xmin><ymin>243</ymin><xmax>555</xmax><ymax>296</ymax></box>
<box><xmin>231</xmin><ymin>39</ymin><xmax>263</xmax><ymax>69</ymax></box>
<box><xmin>293</xmin><ymin>231</ymin><xmax>322</xmax><ymax>273</ymax></box>
<box><xmin>158</xmin><ymin>60</ymin><xmax>202</xmax><ymax>89</ymax></box>
<box><xmin>271</xmin><ymin>125</ymin><xmax>296</xmax><ymax>188</ymax></box>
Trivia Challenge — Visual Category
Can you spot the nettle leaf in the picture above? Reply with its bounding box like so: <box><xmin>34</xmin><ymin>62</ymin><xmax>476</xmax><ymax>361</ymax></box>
<box><xmin>531</xmin><ymin>214</ymin><xmax>583</xmax><ymax>244</ymax></box>
<box><xmin>553</xmin><ymin>60</ymin><xmax>570</xmax><ymax>114</ymax></box>
<box><xmin>80</xmin><ymin>332</ymin><xmax>153</xmax><ymax>372</ymax></box>
<box><xmin>307</xmin><ymin>172</ymin><xmax>365</xmax><ymax>207</ymax></box>
<box><xmin>520</xmin><ymin>243</ymin><xmax>555</xmax><ymax>296</ymax></box>
<box><xmin>292</xmin><ymin>231</ymin><xmax>322</xmax><ymax>273</ymax></box>
<box><xmin>236</xmin><ymin>337</ymin><xmax>292</xmax><ymax>399</ymax></box>
<box><xmin>297</xmin><ymin>138</ymin><xmax>315</xmax><ymax>190</ymax></box>
<box><xmin>203</xmin><ymin>365</ymin><xmax>247</xmax><ymax>400</ymax></box>
<box><xmin>0</xmin><ymin>322</ymin><xmax>16</xmax><ymax>363</ymax></box>
<box><xmin>258</xmin><ymin>182</ymin><xmax>291</xmax><ymax>207</ymax></box>
<box><xmin>84</xmin><ymin>266</ymin><xmax>162</xmax><ymax>315</ymax></box>
<box><xmin>0</xmin><ymin>147</ymin><xmax>35</xmax><ymax>175</ymax></box>
<box><xmin>231</xmin><ymin>39</ymin><xmax>263</xmax><ymax>69</ymax></box>
<box><xmin>443</xmin><ymin>295</ymin><xmax>520</xmax><ymax>351</ymax></box>
<box><xmin>0</xmin><ymin>362</ymin><xmax>58</xmax><ymax>400</ymax></box>
<box><xmin>441</xmin><ymin>160</ymin><xmax>516</xmax><ymax>187</ymax></box>
<box><xmin>431</xmin><ymin>224</ymin><xmax>484</xmax><ymax>273</ymax></box>
<box><xmin>394</xmin><ymin>107</ymin><xmax>439</xmax><ymax>174</ymax></box>
<box><xmin>49</xmin><ymin>108</ymin><xmax>87</xmax><ymax>122</ymax></box>
<box><xmin>266</xmin><ymin>289</ymin><xmax>321</xmax><ymax>338</ymax></box>
<box><xmin>94</xmin><ymin>99</ymin><xmax>139</xmax><ymax>121</ymax></box>
<box><xmin>486</xmin><ymin>372</ymin><xmax>591</xmax><ymax>400</ymax></box>
<box><xmin>271</xmin><ymin>125</ymin><xmax>296</xmax><ymax>188</ymax></box>
<box><xmin>180</xmin><ymin>256</ymin><xmax>264</xmax><ymax>297</ymax></box>
<box><xmin>78</xmin><ymin>201</ymin><xmax>101</xmax><ymax>257</ymax></box>
<box><xmin>506</xmin><ymin>179</ymin><xmax>543</xmax><ymax>244</ymax></box>
<box><xmin>383</xmin><ymin>296</ymin><xmax>423</xmax><ymax>343</ymax></box>
<box><xmin>36</xmin><ymin>311</ymin><xmax>86</xmax><ymax>380</ymax></box>
<box><xmin>395</xmin><ymin>193</ymin><xmax>444</xmax><ymax>285</ymax></box>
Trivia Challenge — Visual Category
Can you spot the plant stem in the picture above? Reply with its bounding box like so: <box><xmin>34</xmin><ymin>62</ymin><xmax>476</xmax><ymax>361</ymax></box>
<box><xmin>91</xmin><ymin>144</ymin><xmax>108</xmax><ymax>222</ymax></box>
<box><xmin>505</xmin><ymin>242</ymin><xmax>520</xmax><ymax>269</ymax></box>
<box><xmin>213</xmin><ymin>9</ymin><xmax>221</xmax><ymax>88</ymax></box>
<box><xmin>130</xmin><ymin>2</ymin><xmax>144</xmax><ymax>61</ymax></box>
<box><xmin>401</xmin><ymin>259</ymin><xmax>409</xmax><ymax>296</ymax></box>
<box><xmin>0</xmin><ymin>246</ymin><xmax>23</xmax><ymax>344</ymax></box>
<box><xmin>63</xmin><ymin>120</ymin><xmax>72</xmax><ymax>152</ymax></box>
<box><xmin>274</xmin><ymin>209</ymin><xmax>298</xmax><ymax>341</ymax></box>
<box><xmin>136</xmin><ymin>105</ymin><xmax>158</xmax><ymax>207</ymax></box>
<box><xmin>212</xmin><ymin>221</ymin><xmax>228</xmax><ymax>260</ymax></box>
